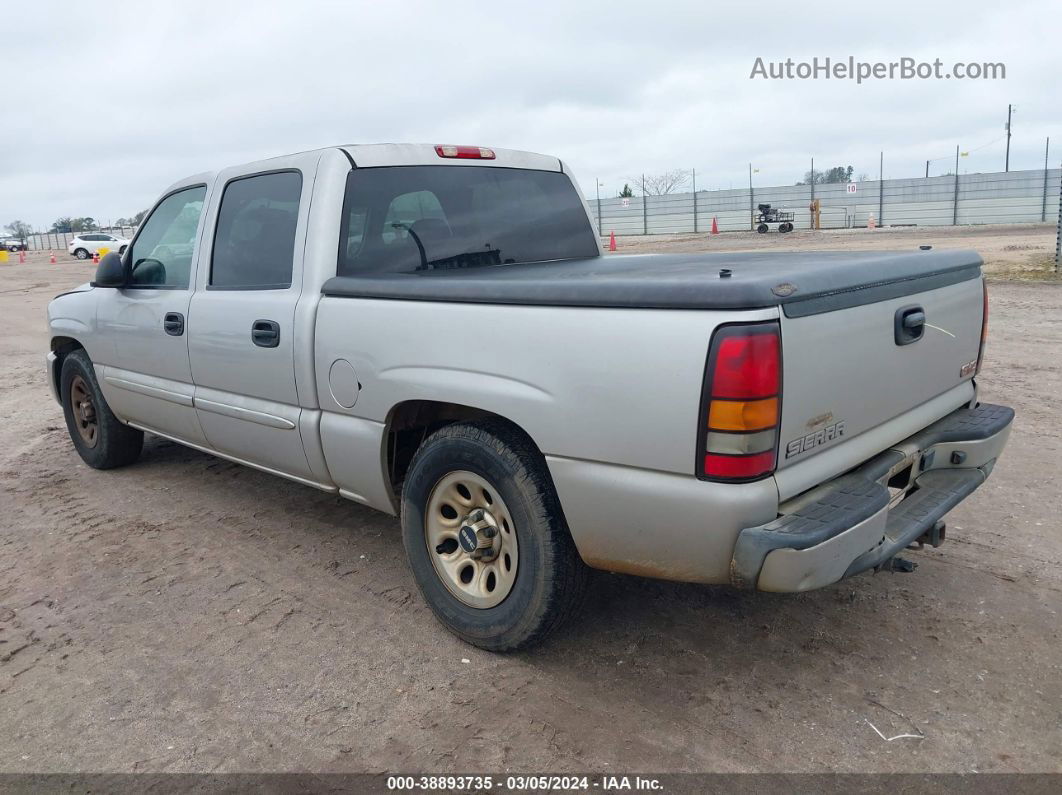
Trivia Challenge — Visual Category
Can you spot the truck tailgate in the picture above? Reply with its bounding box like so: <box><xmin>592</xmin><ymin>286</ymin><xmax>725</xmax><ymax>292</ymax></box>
<box><xmin>775</xmin><ymin>275</ymin><xmax>984</xmax><ymax>497</ymax></box>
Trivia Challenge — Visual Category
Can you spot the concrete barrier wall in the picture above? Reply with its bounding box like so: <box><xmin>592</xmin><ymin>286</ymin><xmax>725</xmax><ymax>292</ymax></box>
<box><xmin>590</xmin><ymin>168</ymin><xmax>1061</xmax><ymax>234</ymax></box>
<box><xmin>26</xmin><ymin>227</ymin><xmax>138</xmax><ymax>252</ymax></box>
<box><xmin>23</xmin><ymin>168</ymin><xmax>1060</xmax><ymax>251</ymax></box>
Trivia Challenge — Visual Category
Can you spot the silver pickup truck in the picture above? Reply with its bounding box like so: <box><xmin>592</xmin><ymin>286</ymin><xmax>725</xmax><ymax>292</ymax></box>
<box><xmin>46</xmin><ymin>143</ymin><xmax>1013</xmax><ymax>650</ymax></box>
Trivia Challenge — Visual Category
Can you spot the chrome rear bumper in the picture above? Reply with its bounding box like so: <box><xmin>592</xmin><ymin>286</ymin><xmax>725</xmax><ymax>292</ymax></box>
<box><xmin>731</xmin><ymin>403</ymin><xmax>1014</xmax><ymax>592</ymax></box>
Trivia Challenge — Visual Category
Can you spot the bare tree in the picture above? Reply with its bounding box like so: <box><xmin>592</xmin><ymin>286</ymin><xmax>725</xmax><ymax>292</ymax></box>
<box><xmin>628</xmin><ymin>169</ymin><xmax>692</xmax><ymax>196</ymax></box>
<box><xmin>5</xmin><ymin>220</ymin><xmax>32</xmax><ymax>242</ymax></box>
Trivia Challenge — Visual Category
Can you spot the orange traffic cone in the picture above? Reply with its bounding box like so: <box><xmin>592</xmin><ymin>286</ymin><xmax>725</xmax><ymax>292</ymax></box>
<box><xmin>50</xmin><ymin>251</ymin><xmax>56</xmax><ymax>264</ymax></box>
<box><xmin>92</xmin><ymin>251</ymin><xmax>100</xmax><ymax>264</ymax></box>
<box><xmin>711</xmin><ymin>216</ymin><xmax>720</xmax><ymax>235</ymax></box>
<box><xmin>608</xmin><ymin>231</ymin><xmax>617</xmax><ymax>252</ymax></box>
<box><xmin>19</xmin><ymin>250</ymin><xmax>26</xmax><ymax>264</ymax></box>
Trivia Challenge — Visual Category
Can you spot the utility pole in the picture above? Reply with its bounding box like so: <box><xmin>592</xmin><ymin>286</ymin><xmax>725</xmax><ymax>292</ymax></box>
<box><xmin>953</xmin><ymin>145</ymin><xmax>961</xmax><ymax>225</ymax></box>
<box><xmin>810</xmin><ymin>157</ymin><xmax>815</xmax><ymax>203</ymax></box>
<box><xmin>748</xmin><ymin>163</ymin><xmax>754</xmax><ymax>231</ymax></box>
<box><xmin>1005</xmin><ymin>104</ymin><xmax>1013</xmax><ymax>172</ymax></box>
<box><xmin>1056</xmin><ymin>163</ymin><xmax>1061</xmax><ymax>271</ymax></box>
<box><xmin>1042</xmin><ymin>139</ymin><xmax>1051</xmax><ymax>222</ymax></box>
<box><xmin>692</xmin><ymin>168</ymin><xmax>698</xmax><ymax>233</ymax></box>
<box><xmin>641</xmin><ymin>174</ymin><xmax>647</xmax><ymax>235</ymax></box>
<box><xmin>595</xmin><ymin>179</ymin><xmax>603</xmax><ymax>235</ymax></box>
<box><xmin>878</xmin><ymin>152</ymin><xmax>884</xmax><ymax>227</ymax></box>
<box><xmin>925</xmin><ymin>160</ymin><xmax>930</xmax><ymax>179</ymax></box>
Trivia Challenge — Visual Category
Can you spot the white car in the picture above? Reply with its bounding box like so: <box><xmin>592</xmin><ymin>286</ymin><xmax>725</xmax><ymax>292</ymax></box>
<box><xmin>68</xmin><ymin>233</ymin><xmax>130</xmax><ymax>260</ymax></box>
<box><xmin>0</xmin><ymin>235</ymin><xmax>26</xmax><ymax>252</ymax></box>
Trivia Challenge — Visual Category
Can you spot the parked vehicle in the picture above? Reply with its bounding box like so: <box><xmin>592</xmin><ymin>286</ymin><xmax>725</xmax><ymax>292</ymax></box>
<box><xmin>1</xmin><ymin>235</ymin><xmax>26</xmax><ymax>251</ymax></box>
<box><xmin>755</xmin><ymin>203</ymin><xmax>794</xmax><ymax>233</ymax></box>
<box><xmin>68</xmin><ymin>233</ymin><xmax>130</xmax><ymax>260</ymax></box>
<box><xmin>45</xmin><ymin>144</ymin><xmax>1013</xmax><ymax>650</ymax></box>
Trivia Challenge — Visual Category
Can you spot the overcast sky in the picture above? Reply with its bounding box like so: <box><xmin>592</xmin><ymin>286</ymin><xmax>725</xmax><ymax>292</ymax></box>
<box><xmin>2</xmin><ymin>0</ymin><xmax>1057</xmax><ymax>229</ymax></box>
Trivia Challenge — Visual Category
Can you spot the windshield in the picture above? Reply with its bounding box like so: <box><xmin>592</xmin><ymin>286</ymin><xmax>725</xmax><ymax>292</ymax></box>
<box><xmin>337</xmin><ymin>165</ymin><xmax>598</xmax><ymax>275</ymax></box>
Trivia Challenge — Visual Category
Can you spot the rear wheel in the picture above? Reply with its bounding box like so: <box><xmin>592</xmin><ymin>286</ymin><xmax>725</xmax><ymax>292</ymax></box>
<box><xmin>60</xmin><ymin>349</ymin><xmax>143</xmax><ymax>469</ymax></box>
<box><xmin>74</xmin><ymin>248</ymin><xmax>89</xmax><ymax>260</ymax></box>
<box><xmin>119</xmin><ymin>245</ymin><xmax>127</xmax><ymax>255</ymax></box>
<box><xmin>401</xmin><ymin>421</ymin><xmax>588</xmax><ymax>651</ymax></box>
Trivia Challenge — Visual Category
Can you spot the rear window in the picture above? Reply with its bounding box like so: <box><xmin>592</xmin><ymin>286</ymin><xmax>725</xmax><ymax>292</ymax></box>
<box><xmin>211</xmin><ymin>171</ymin><xmax>302</xmax><ymax>289</ymax></box>
<box><xmin>337</xmin><ymin>166</ymin><xmax>597</xmax><ymax>275</ymax></box>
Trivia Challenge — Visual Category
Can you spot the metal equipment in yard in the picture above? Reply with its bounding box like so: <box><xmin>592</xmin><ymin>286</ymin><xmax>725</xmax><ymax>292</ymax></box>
<box><xmin>755</xmin><ymin>203</ymin><xmax>794</xmax><ymax>234</ymax></box>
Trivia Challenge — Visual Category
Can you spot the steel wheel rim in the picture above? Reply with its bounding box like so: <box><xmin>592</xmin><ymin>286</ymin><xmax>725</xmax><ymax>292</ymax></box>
<box><xmin>424</xmin><ymin>470</ymin><xmax>519</xmax><ymax>609</ymax></box>
<box><xmin>70</xmin><ymin>375</ymin><xmax>99</xmax><ymax>448</ymax></box>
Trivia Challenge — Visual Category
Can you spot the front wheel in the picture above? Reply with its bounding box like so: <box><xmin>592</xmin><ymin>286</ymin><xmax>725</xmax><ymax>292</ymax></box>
<box><xmin>401</xmin><ymin>421</ymin><xmax>588</xmax><ymax>651</ymax></box>
<box><xmin>756</xmin><ymin>223</ymin><xmax>769</xmax><ymax>234</ymax></box>
<box><xmin>73</xmin><ymin>248</ymin><xmax>89</xmax><ymax>260</ymax></box>
<box><xmin>60</xmin><ymin>349</ymin><xmax>143</xmax><ymax>469</ymax></box>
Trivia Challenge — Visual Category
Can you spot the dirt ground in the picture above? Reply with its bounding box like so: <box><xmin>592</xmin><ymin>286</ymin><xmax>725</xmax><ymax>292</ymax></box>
<box><xmin>1</xmin><ymin>226</ymin><xmax>1060</xmax><ymax>774</ymax></box>
<box><xmin>610</xmin><ymin>222</ymin><xmax>1061</xmax><ymax>279</ymax></box>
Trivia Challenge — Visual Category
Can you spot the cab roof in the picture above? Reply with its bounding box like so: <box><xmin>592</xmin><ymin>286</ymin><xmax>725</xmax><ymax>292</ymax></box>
<box><xmin>165</xmin><ymin>144</ymin><xmax>566</xmax><ymax>196</ymax></box>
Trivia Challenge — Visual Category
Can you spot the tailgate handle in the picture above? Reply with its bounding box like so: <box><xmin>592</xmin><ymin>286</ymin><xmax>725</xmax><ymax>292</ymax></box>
<box><xmin>895</xmin><ymin>306</ymin><xmax>925</xmax><ymax>345</ymax></box>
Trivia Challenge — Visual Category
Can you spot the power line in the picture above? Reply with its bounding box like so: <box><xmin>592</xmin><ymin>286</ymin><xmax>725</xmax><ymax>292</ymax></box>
<box><xmin>926</xmin><ymin>134</ymin><xmax>1006</xmax><ymax>165</ymax></box>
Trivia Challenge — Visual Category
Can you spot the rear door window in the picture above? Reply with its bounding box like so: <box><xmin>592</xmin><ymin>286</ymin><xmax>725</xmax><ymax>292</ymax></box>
<box><xmin>211</xmin><ymin>171</ymin><xmax>302</xmax><ymax>289</ymax></box>
<box><xmin>337</xmin><ymin>166</ymin><xmax>597</xmax><ymax>275</ymax></box>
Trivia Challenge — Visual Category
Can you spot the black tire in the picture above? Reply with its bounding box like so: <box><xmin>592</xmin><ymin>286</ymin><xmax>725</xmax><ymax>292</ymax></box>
<box><xmin>60</xmin><ymin>349</ymin><xmax>143</xmax><ymax>469</ymax></box>
<box><xmin>401</xmin><ymin>420</ymin><xmax>589</xmax><ymax>652</ymax></box>
<box><xmin>74</xmin><ymin>248</ymin><xmax>89</xmax><ymax>260</ymax></box>
<box><xmin>119</xmin><ymin>245</ymin><xmax>127</xmax><ymax>255</ymax></box>
<box><xmin>756</xmin><ymin>223</ymin><xmax>769</xmax><ymax>234</ymax></box>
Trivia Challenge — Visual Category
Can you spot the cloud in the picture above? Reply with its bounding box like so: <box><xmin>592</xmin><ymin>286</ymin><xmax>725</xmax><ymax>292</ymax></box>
<box><xmin>1</xmin><ymin>0</ymin><xmax>1055</xmax><ymax>227</ymax></box>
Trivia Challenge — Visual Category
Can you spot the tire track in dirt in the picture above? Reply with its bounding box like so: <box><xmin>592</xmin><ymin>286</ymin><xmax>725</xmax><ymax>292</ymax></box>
<box><xmin>1</xmin><ymin>254</ymin><xmax>1060</xmax><ymax>773</ymax></box>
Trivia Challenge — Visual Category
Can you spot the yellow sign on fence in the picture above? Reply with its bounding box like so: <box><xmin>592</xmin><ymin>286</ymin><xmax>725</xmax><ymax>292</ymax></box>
<box><xmin>98</xmin><ymin>247</ymin><xmax>110</xmax><ymax>259</ymax></box>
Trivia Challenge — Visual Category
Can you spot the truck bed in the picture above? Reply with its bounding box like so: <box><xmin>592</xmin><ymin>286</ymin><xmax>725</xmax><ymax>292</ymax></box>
<box><xmin>322</xmin><ymin>249</ymin><xmax>982</xmax><ymax>316</ymax></box>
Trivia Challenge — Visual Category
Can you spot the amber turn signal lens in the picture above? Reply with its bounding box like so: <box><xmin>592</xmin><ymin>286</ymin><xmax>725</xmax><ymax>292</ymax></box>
<box><xmin>707</xmin><ymin>397</ymin><xmax>779</xmax><ymax>432</ymax></box>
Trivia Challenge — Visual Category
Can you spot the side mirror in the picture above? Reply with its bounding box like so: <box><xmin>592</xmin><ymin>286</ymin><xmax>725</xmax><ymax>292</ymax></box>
<box><xmin>92</xmin><ymin>251</ymin><xmax>126</xmax><ymax>287</ymax></box>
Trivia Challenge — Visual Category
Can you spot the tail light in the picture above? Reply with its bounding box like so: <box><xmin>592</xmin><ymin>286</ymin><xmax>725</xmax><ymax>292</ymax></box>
<box><xmin>697</xmin><ymin>322</ymin><xmax>781</xmax><ymax>481</ymax></box>
<box><xmin>435</xmin><ymin>145</ymin><xmax>496</xmax><ymax>160</ymax></box>
<box><xmin>975</xmin><ymin>280</ymin><xmax>989</xmax><ymax>374</ymax></box>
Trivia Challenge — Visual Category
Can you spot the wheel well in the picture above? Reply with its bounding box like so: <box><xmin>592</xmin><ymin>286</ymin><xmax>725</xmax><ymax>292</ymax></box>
<box><xmin>50</xmin><ymin>337</ymin><xmax>84</xmax><ymax>396</ymax></box>
<box><xmin>384</xmin><ymin>400</ymin><xmax>539</xmax><ymax>497</ymax></box>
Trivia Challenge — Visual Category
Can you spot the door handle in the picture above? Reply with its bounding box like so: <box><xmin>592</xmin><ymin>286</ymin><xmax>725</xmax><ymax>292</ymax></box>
<box><xmin>163</xmin><ymin>312</ymin><xmax>185</xmax><ymax>336</ymax></box>
<box><xmin>251</xmin><ymin>319</ymin><xmax>281</xmax><ymax>348</ymax></box>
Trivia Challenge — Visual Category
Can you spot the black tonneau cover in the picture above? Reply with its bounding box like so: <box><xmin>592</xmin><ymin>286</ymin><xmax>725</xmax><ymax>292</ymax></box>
<box><xmin>321</xmin><ymin>249</ymin><xmax>982</xmax><ymax>317</ymax></box>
